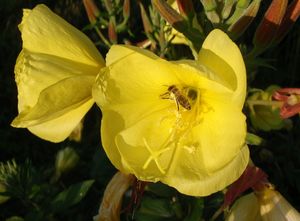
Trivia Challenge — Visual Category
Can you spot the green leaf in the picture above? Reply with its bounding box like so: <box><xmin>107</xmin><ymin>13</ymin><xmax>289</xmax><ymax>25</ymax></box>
<box><xmin>146</xmin><ymin>182</ymin><xmax>177</xmax><ymax>198</ymax></box>
<box><xmin>50</xmin><ymin>179</ymin><xmax>94</xmax><ymax>213</ymax></box>
<box><xmin>138</xmin><ymin>196</ymin><xmax>175</xmax><ymax>218</ymax></box>
<box><xmin>184</xmin><ymin>198</ymin><xmax>204</xmax><ymax>221</ymax></box>
<box><xmin>6</xmin><ymin>217</ymin><xmax>24</xmax><ymax>221</ymax></box>
<box><xmin>134</xmin><ymin>213</ymin><xmax>172</xmax><ymax>221</ymax></box>
<box><xmin>246</xmin><ymin>132</ymin><xmax>264</xmax><ymax>146</ymax></box>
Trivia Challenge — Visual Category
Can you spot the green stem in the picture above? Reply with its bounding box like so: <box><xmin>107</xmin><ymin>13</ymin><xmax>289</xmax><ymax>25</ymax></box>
<box><xmin>210</xmin><ymin>206</ymin><xmax>223</xmax><ymax>221</ymax></box>
<box><xmin>247</xmin><ymin>100</ymin><xmax>283</xmax><ymax>107</ymax></box>
<box><xmin>94</xmin><ymin>26</ymin><xmax>111</xmax><ymax>48</ymax></box>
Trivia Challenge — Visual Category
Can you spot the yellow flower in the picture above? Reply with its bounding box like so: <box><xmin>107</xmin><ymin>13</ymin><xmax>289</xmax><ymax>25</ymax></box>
<box><xmin>226</xmin><ymin>193</ymin><xmax>262</xmax><ymax>221</ymax></box>
<box><xmin>93</xmin><ymin>29</ymin><xmax>249</xmax><ymax>196</ymax></box>
<box><xmin>226</xmin><ymin>186</ymin><xmax>300</xmax><ymax>221</ymax></box>
<box><xmin>11</xmin><ymin>4</ymin><xmax>105</xmax><ymax>142</ymax></box>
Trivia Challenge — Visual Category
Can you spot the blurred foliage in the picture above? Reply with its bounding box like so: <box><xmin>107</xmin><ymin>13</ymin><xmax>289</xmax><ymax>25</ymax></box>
<box><xmin>0</xmin><ymin>0</ymin><xmax>300</xmax><ymax>220</ymax></box>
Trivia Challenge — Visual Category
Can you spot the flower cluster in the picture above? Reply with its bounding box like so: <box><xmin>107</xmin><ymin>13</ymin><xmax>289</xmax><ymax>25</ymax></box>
<box><xmin>12</xmin><ymin>4</ymin><xmax>248</xmax><ymax>197</ymax></box>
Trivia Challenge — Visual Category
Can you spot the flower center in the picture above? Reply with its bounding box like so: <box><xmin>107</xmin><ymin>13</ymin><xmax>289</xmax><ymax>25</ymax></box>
<box><xmin>160</xmin><ymin>85</ymin><xmax>199</xmax><ymax>111</ymax></box>
<box><xmin>160</xmin><ymin>84</ymin><xmax>203</xmax><ymax>135</ymax></box>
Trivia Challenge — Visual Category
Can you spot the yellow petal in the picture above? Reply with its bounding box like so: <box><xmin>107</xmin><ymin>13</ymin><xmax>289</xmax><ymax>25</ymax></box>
<box><xmin>95</xmin><ymin>45</ymin><xmax>232</xmax><ymax>114</ymax></box>
<box><xmin>12</xmin><ymin>75</ymin><xmax>94</xmax><ymax>142</ymax></box>
<box><xmin>100</xmin><ymin>109</ymin><xmax>126</xmax><ymax>172</ymax></box>
<box><xmin>163</xmin><ymin>145</ymin><xmax>249</xmax><ymax>196</ymax></box>
<box><xmin>160</xmin><ymin>97</ymin><xmax>247</xmax><ymax>196</ymax></box>
<box><xmin>115</xmin><ymin>110</ymin><xmax>176</xmax><ymax>180</ymax></box>
<box><xmin>93</xmin><ymin>45</ymin><xmax>178</xmax><ymax>172</ymax></box>
<box><xmin>95</xmin><ymin>172</ymin><xmax>134</xmax><ymax>221</ymax></box>
<box><xmin>226</xmin><ymin>193</ymin><xmax>262</xmax><ymax>221</ymax></box>
<box><xmin>93</xmin><ymin>45</ymin><xmax>179</xmax><ymax>114</ymax></box>
<box><xmin>14</xmin><ymin>50</ymin><xmax>99</xmax><ymax>113</ymax></box>
<box><xmin>105</xmin><ymin>44</ymin><xmax>160</xmax><ymax>66</ymax></box>
<box><xmin>257</xmin><ymin>187</ymin><xmax>300</xmax><ymax>221</ymax></box>
<box><xmin>198</xmin><ymin>29</ymin><xmax>246</xmax><ymax>109</ymax></box>
<box><xmin>12</xmin><ymin>75</ymin><xmax>94</xmax><ymax>126</ymax></box>
<box><xmin>180</xmin><ymin>100</ymin><xmax>246</xmax><ymax>173</ymax></box>
<box><xmin>172</xmin><ymin>59</ymin><xmax>237</xmax><ymax>94</ymax></box>
<box><xmin>27</xmin><ymin>98</ymin><xmax>94</xmax><ymax>143</ymax></box>
<box><xmin>19</xmin><ymin>4</ymin><xmax>104</xmax><ymax>68</ymax></box>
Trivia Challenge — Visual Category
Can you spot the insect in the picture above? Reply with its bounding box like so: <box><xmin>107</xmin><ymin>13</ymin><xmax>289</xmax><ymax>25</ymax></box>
<box><xmin>160</xmin><ymin>85</ymin><xmax>192</xmax><ymax>110</ymax></box>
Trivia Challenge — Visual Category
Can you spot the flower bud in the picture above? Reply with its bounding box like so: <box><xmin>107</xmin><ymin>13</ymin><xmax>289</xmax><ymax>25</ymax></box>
<box><xmin>246</xmin><ymin>132</ymin><xmax>264</xmax><ymax>146</ymax></box>
<box><xmin>273</xmin><ymin>0</ymin><xmax>300</xmax><ymax>45</ymax></box>
<box><xmin>0</xmin><ymin>182</ymin><xmax>9</xmax><ymax>204</ymax></box>
<box><xmin>123</xmin><ymin>0</ymin><xmax>130</xmax><ymax>20</ymax></box>
<box><xmin>108</xmin><ymin>19</ymin><xmax>118</xmax><ymax>44</ymax></box>
<box><xmin>226</xmin><ymin>0</ymin><xmax>251</xmax><ymax>25</ymax></box>
<box><xmin>152</xmin><ymin>0</ymin><xmax>186</xmax><ymax>30</ymax></box>
<box><xmin>55</xmin><ymin>147</ymin><xmax>79</xmax><ymax>176</ymax></box>
<box><xmin>139</xmin><ymin>2</ymin><xmax>153</xmax><ymax>35</ymax></box>
<box><xmin>176</xmin><ymin>0</ymin><xmax>195</xmax><ymax>19</ymax></box>
<box><xmin>104</xmin><ymin>0</ymin><xmax>113</xmax><ymax>14</ymax></box>
<box><xmin>273</xmin><ymin>88</ymin><xmax>300</xmax><ymax>118</ymax></box>
<box><xmin>228</xmin><ymin>0</ymin><xmax>262</xmax><ymax>40</ymax></box>
<box><xmin>153</xmin><ymin>0</ymin><xmax>202</xmax><ymax>49</ymax></box>
<box><xmin>83</xmin><ymin>0</ymin><xmax>100</xmax><ymax>24</ymax></box>
<box><xmin>253</xmin><ymin>0</ymin><xmax>288</xmax><ymax>51</ymax></box>
<box><xmin>222</xmin><ymin>0</ymin><xmax>235</xmax><ymax>20</ymax></box>
<box><xmin>248</xmin><ymin>86</ymin><xmax>291</xmax><ymax>131</ymax></box>
<box><xmin>199</xmin><ymin>0</ymin><xmax>220</xmax><ymax>23</ymax></box>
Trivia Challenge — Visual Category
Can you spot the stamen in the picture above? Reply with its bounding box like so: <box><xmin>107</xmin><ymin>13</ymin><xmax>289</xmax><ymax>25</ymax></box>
<box><xmin>142</xmin><ymin>138</ymin><xmax>170</xmax><ymax>174</ymax></box>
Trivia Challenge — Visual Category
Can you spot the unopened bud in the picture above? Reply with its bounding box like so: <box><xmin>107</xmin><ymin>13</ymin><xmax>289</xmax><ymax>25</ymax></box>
<box><xmin>273</xmin><ymin>0</ymin><xmax>300</xmax><ymax>44</ymax></box>
<box><xmin>104</xmin><ymin>0</ymin><xmax>113</xmax><ymax>14</ymax></box>
<box><xmin>55</xmin><ymin>147</ymin><xmax>79</xmax><ymax>177</ymax></box>
<box><xmin>152</xmin><ymin>0</ymin><xmax>186</xmax><ymax>30</ymax></box>
<box><xmin>246</xmin><ymin>132</ymin><xmax>264</xmax><ymax>146</ymax></box>
<box><xmin>0</xmin><ymin>183</ymin><xmax>9</xmax><ymax>204</ymax></box>
<box><xmin>253</xmin><ymin>0</ymin><xmax>288</xmax><ymax>50</ymax></box>
<box><xmin>83</xmin><ymin>0</ymin><xmax>100</xmax><ymax>24</ymax></box>
<box><xmin>200</xmin><ymin>0</ymin><xmax>220</xmax><ymax>23</ymax></box>
<box><xmin>222</xmin><ymin>0</ymin><xmax>235</xmax><ymax>20</ymax></box>
<box><xmin>226</xmin><ymin>0</ymin><xmax>251</xmax><ymax>25</ymax></box>
<box><xmin>248</xmin><ymin>85</ymin><xmax>289</xmax><ymax>131</ymax></box>
<box><xmin>123</xmin><ymin>0</ymin><xmax>130</xmax><ymax>20</ymax></box>
<box><xmin>176</xmin><ymin>0</ymin><xmax>195</xmax><ymax>19</ymax></box>
<box><xmin>139</xmin><ymin>2</ymin><xmax>153</xmax><ymax>35</ymax></box>
<box><xmin>228</xmin><ymin>0</ymin><xmax>262</xmax><ymax>39</ymax></box>
<box><xmin>153</xmin><ymin>0</ymin><xmax>202</xmax><ymax>48</ymax></box>
<box><xmin>108</xmin><ymin>19</ymin><xmax>118</xmax><ymax>44</ymax></box>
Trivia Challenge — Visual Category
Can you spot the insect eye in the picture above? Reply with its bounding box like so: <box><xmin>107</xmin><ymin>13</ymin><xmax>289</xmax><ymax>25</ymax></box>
<box><xmin>187</xmin><ymin>88</ymin><xmax>198</xmax><ymax>101</ymax></box>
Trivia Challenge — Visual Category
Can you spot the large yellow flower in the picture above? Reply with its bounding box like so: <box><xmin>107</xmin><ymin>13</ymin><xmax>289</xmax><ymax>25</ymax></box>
<box><xmin>93</xmin><ymin>29</ymin><xmax>249</xmax><ymax>196</ymax></box>
<box><xmin>11</xmin><ymin>4</ymin><xmax>105</xmax><ymax>142</ymax></box>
